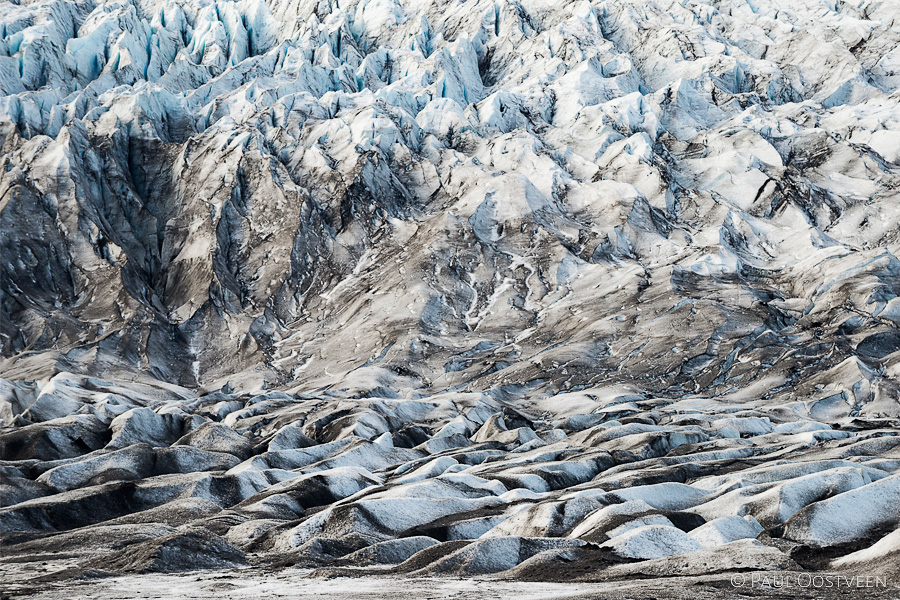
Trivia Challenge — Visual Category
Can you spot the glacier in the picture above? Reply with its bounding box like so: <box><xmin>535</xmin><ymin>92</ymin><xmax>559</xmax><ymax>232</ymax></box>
<box><xmin>1</xmin><ymin>0</ymin><xmax>899</xmax><ymax>597</ymax></box>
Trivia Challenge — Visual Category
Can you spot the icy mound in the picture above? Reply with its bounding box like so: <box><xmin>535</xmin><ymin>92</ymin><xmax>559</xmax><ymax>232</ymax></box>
<box><xmin>1</xmin><ymin>0</ymin><xmax>900</xmax><ymax>593</ymax></box>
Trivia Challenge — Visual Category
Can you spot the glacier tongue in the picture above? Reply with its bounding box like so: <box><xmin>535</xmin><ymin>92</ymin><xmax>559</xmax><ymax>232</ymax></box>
<box><xmin>2</xmin><ymin>0</ymin><xmax>900</xmax><ymax>594</ymax></box>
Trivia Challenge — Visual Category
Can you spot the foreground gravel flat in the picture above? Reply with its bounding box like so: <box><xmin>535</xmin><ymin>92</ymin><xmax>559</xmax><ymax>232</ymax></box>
<box><xmin>4</xmin><ymin>569</ymin><xmax>899</xmax><ymax>600</ymax></box>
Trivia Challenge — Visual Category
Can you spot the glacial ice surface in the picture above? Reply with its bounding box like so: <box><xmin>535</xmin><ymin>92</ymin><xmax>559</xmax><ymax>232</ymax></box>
<box><xmin>1</xmin><ymin>0</ymin><xmax>900</xmax><ymax>593</ymax></box>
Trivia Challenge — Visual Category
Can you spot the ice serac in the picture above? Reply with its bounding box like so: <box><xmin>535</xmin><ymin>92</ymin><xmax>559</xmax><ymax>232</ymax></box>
<box><xmin>1</xmin><ymin>0</ymin><xmax>900</xmax><ymax>592</ymax></box>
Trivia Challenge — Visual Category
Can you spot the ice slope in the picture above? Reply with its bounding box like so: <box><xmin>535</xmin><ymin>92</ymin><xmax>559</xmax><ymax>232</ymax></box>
<box><xmin>2</xmin><ymin>0</ymin><xmax>899</xmax><ymax>398</ymax></box>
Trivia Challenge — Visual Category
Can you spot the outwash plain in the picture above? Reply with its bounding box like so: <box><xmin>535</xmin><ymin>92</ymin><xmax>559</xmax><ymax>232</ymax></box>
<box><xmin>1</xmin><ymin>0</ymin><xmax>899</xmax><ymax>598</ymax></box>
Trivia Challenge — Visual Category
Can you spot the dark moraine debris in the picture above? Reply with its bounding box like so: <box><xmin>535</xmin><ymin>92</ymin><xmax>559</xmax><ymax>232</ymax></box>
<box><xmin>100</xmin><ymin>528</ymin><xmax>249</xmax><ymax>573</ymax></box>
